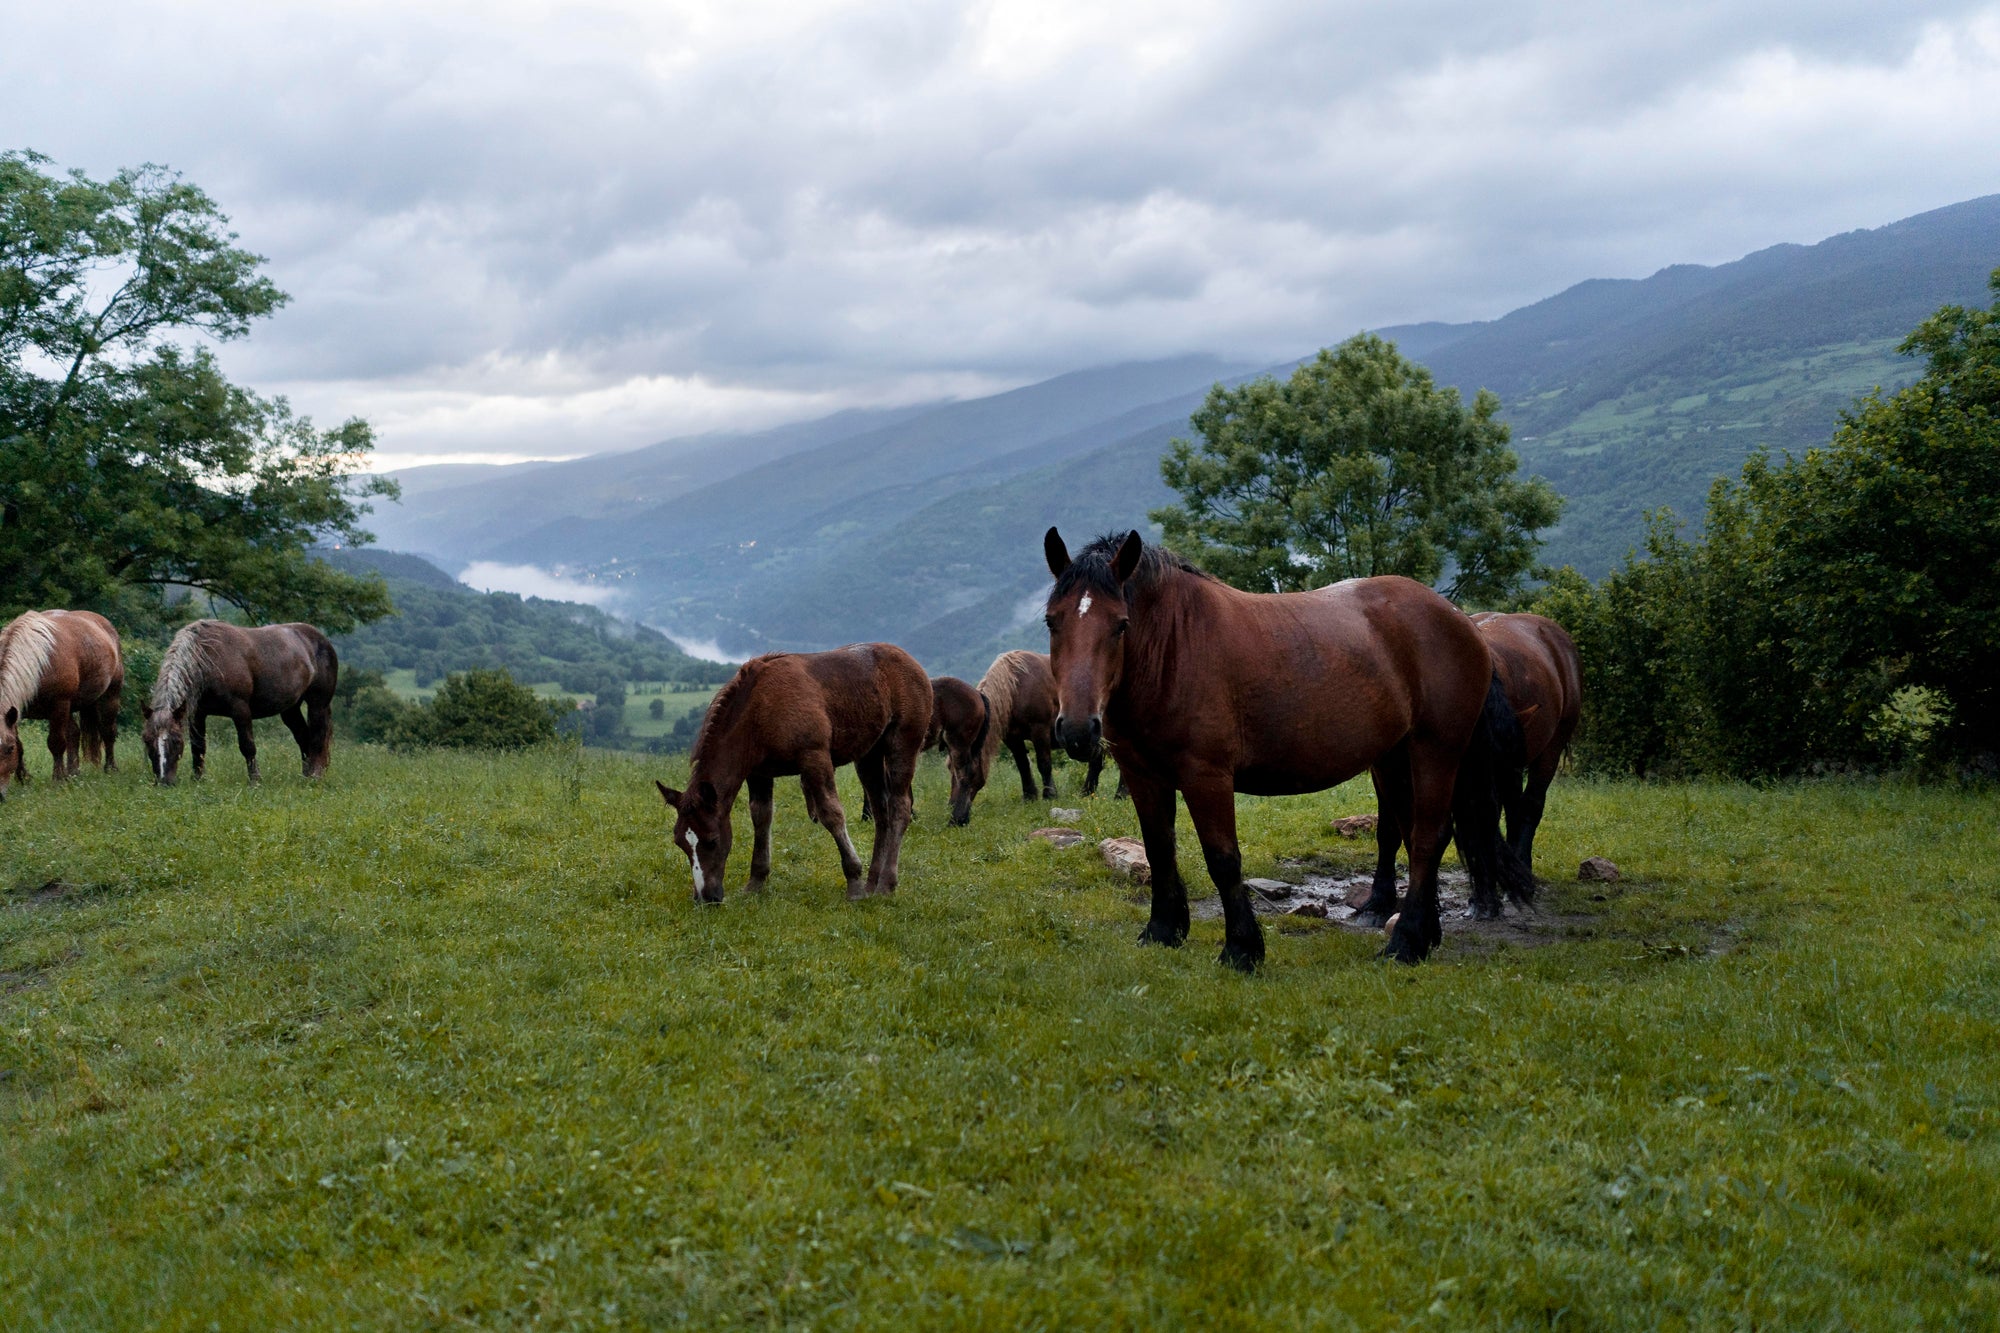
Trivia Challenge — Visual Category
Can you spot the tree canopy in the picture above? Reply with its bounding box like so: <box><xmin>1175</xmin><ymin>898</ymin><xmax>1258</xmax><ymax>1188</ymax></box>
<box><xmin>1531</xmin><ymin>269</ymin><xmax>2000</xmax><ymax>774</ymax></box>
<box><xmin>1151</xmin><ymin>334</ymin><xmax>1560</xmax><ymax>602</ymax></box>
<box><xmin>0</xmin><ymin>149</ymin><xmax>394</xmax><ymax>631</ymax></box>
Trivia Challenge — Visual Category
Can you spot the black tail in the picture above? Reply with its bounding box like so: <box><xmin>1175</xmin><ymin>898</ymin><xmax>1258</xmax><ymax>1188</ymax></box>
<box><xmin>1453</xmin><ymin>673</ymin><xmax>1536</xmax><ymax>910</ymax></box>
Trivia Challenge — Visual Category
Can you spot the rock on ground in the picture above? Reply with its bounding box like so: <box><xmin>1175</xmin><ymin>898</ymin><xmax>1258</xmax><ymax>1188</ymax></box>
<box><xmin>1578</xmin><ymin>856</ymin><xmax>1622</xmax><ymax>883</ymax></box>
<box><xmin>1049</xmin><ymin>808</ymin><xmax>1083</xmax><ymax>823</ymax></box>
<box><xmin>1030</xmin><ymin>828</ymin><xmax>1084</xmax><ymax>849</ymax></box>
<box><xmin>1331</xmin><ymin>814</ymin><xmax>1379</xmax><ymax>838</ymax></box>
<box><xmin>1100</xmin><ymin>837</ymin><xmax>1151</xmax><ymax>884</ymax></box>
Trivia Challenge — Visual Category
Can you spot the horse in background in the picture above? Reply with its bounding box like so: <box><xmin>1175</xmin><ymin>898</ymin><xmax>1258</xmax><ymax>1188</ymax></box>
<box><xmin>0</xmin><ymin>610</ymin><xmax>124</xmax><ymax>800</ymax></box>
<box><xmin>1362</xmin><ymin>611</ymin><xmax>1582</xmax><ymax>914</ymax></box>
<box><xmin>142</xmin><ymin>620</ymin><xmax>338</xmax><ymax>784</ymax></box>
<box><xmin>930</xmin><ymin>650</ymin><xmax>1114</xmax><ymax>825</ymax></box>
<box><xmin>1043</xmin><ymin>528</ymin><xmax>1531</xmax><ymax>967</ymax></box>
<box><xmin>657</xmin><ymin>643</ymin><xmax>931</xmax><ymax>902</ymax></box>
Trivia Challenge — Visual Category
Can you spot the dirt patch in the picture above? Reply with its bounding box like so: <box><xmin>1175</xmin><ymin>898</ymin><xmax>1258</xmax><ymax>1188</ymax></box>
<box><xmin>8</xmin><ymin>878</ymin><xmax>89</xmax><ymax>910</ymax></box>
<box><xmin>1184</xmin><ymin>860</ymin><xmax>1602</xmax><ymax>950</ymax></box>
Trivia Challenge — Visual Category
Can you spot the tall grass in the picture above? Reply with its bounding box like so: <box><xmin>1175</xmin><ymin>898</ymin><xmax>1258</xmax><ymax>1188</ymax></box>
<box><xmin>2</xmin><ymin>734</ymin><xmax>1996</xmax><ymax>1328</ymax></box>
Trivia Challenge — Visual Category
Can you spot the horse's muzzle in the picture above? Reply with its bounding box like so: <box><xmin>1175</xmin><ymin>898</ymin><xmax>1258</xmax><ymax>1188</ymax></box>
<box><xmin>1054</xmin><ymin>713</ymin><xmax>1102</xmax><ymax>763</ymax></box>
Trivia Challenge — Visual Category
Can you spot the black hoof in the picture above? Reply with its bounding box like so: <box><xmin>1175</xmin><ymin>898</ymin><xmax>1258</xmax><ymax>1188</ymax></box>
<box><xmin>1466</xmin><ymin>898</ymin><xmax>1502</xmax><ymax>922</ymax></box>
<box><xmin>1379</xmin><ymin>929</ymin><xmax>1427</xmax><ymax>965</ymax></box>
<box><xmin>1042</xmin><ymin>787</ymin><xmax>1057</xmax><ymax>799</ymax></box>
<box><xmin>1217</xmin><ymin>944</ymin><xmax>1263</xmax><ymax>973</ymax></box>
<box><xmin>1137</xmin><ymin>922</ymin><xmax>1187</xmax><ymax>948</ymax></box>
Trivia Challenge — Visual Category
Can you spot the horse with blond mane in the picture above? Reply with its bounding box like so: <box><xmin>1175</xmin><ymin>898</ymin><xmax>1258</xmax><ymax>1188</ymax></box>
<box><xmin>930</xmin><ymin>650</ymin><xmax>1109</xmax><ymax>824</ymax></box>
<box><xmin>142</xmin><ymin>620</ymin><xmax>338</xmax><ymax>784</ymax></box>
<box><xmin>0</xmin><ymin>610</ymin><xmax>124</xmax><ymax>800</ymax></box>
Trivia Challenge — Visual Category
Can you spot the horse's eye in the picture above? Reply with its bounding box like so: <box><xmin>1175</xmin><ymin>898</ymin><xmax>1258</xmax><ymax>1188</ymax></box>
<box><xmin>1113</xmin><ymin>619</ymin><xmax>1129</xmax><ymax>638</ymax></box>
<box><xmin>1043</xmin><ymin>615</ymin><xmax>1058</xmax><ymax>631</ymax></box>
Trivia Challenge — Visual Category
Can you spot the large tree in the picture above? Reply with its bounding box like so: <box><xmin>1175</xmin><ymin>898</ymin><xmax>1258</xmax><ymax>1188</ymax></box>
<box><xmin>0</xmin><ymin>149</ymin><xmax>395</xmax><ymax>630</ymax></box>
<box><xmin>1152</xmin><ymin>334</ymin><xmax>1560</xmax><ymax>602</ymax></box>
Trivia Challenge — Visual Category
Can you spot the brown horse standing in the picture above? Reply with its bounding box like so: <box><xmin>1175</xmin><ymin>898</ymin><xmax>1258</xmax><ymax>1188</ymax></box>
<box><xmin>142</xmin><ymin>620</ymin><xmax>338</xmax><ymax>784</ymax></box>
<box><xmin>931</xmin><ymin>651</ymin><xmax>1116</xmax><ymax>825</ymax></box>
<box><xmin>1365</xmin><ymin>611</ymin><xmax>1582</xmax><ymax>912</ymax></box>
<box><xmin>1043</xmin><ymin>529</ymin><xmax>1530</xmax><ymax>967</ymax></box>
<box><xmin>0</xmin><ymin>610</ymin><xmax>124</xmax><ymax>799</ymax></box>
<box><xmin>656</xmin><ymin>643</ymin><xmax>931</xmax><ymax>902</ymax></box>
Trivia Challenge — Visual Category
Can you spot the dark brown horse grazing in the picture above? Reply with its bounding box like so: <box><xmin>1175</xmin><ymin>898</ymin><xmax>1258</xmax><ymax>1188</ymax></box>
<box><xmin>656</xmin><ymin>643</ymin><xmax>931</xmax><ymax>902</ymax></box>
<box><xmin>1364</xmin><ymin>611</ymin><xmax>1582</xmax><ymax>913</ymax></box>
<box><xmin>1043</xmin><ymin>529</ymin><xmax>1531</xmax><ymax>967</ymax></box>
<box><xmin>142</xmin><ymin>620</ymin><xmax>338</xmax><ymax>784</ymax></box>
<box><xmin>0</xmin><ymin>610</ymin><xmax>124</xmax><ymax>800</ymax></box>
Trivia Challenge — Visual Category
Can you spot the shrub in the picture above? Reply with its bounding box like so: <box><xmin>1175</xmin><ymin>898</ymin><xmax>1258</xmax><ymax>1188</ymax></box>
<box><xmin>398</xmin><ymin>668</ymin><xmax>569</xmax><ymax>749</ymax></box>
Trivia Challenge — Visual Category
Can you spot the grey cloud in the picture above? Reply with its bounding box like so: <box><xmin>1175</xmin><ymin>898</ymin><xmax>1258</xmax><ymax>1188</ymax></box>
<box><xmin>3</xmin><ymin>0</ymin><xmax>1997</xmax><ymax>457</ymax></box>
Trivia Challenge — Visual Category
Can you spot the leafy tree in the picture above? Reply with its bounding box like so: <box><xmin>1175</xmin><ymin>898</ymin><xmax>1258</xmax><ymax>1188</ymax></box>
<box><xmin>0</xmin><ymin>149</ymin><xmax>395</xmax><ymax>629</ymax></box>
<box><xmin>1153</xmin><ymin>334</ymin><xmax>1561</xmax><ymax>601</ymax></box>
<box><xmin>397</xmin><ymin>668</ymin><xmax>568</xmax><ymax>750</ymax></box>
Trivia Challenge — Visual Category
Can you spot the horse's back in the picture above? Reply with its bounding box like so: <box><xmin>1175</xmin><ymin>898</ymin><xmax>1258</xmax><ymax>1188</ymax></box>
<box><xmin>33</xmin><ymin>610</ymin><xmax>122</xmax><ymax>704</ymax></box>
<box><xmin>1141</xmin><ymin>574</ymin><xmax>1491</xmax><ymax>794</ymax></box>
<box><xmin>746</xmin><ymin>644</ymin><xmax>929</xmax><ymax>766</ymax></box>
<box><xmin>1473</xmin><ymin>612</ymin><xmax>1582</xmax><ymax>759</ymax></box>
<box><xmin>987</xmin><ymin>650</ymin><xmax>1057</xmax><ymax>736</ymax></box>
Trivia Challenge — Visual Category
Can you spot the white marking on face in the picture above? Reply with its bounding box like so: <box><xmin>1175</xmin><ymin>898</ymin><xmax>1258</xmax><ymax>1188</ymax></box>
<box><xmin>157</xmin><ymin>736</ymin><xmax>168</xmax><ymax>774</ymax></box>
<box><xmin>1077</xmin><ymin>593</ymin><xmax>1092</xmax><ymax>618</ymax></box>
<box><xmin>683</xmin><ymin>826</ymin><xmax>704</xmax><ymax>892</ymax></box>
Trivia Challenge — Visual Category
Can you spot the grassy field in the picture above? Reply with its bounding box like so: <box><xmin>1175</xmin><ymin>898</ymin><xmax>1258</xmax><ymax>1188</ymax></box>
<box><xmin>2</xmin><ymin>732</ymin><xmax>1997</xmax><ymax>1328</ymax></box>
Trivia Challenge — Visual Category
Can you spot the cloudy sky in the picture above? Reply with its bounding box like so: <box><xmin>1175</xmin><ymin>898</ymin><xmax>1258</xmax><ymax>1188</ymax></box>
<box><xmin>6</xmin><ymin>1</ymin><xmax>1998</xmax><ymax>469</ymax></box>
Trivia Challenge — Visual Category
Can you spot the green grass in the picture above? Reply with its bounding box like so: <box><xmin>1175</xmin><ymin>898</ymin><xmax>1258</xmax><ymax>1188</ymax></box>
<box><xmin>3</xmin><ymin>734</ymin><xmax>1998</xmax><ymax>1328</ymax></box>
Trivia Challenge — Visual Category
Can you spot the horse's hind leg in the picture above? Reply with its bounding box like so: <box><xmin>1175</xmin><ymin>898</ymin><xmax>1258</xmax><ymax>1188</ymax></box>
<box><xmin>232</xmin><ymin>707</ymin><xmax>260</xmax><ymax>783</ymax></box>
<box><xmin>1355</xmin><ymin>756</ymin><xmax>1410</xmax><ymax>929</ymax></box>
<box><xmin>745</xmin><ymin>773</ymin><xmax>774</xmax><ymax>893</ymax></box>
<box><xmin>853</xmin><ymin>749</ymin><xmax>904</xmax><ymax>897</ymax></box>
<box><xmin>800</xmin><ymin>752</ymin><xmax>866</xmax><ymax>897</ymax></box>
<box><xmin>1383</xmin><ymin>742</ymin><xmax>1454</xmax><ymax>965</ymax></box>
<box><xmin>95</xmin><ymin>686</ymin><xmax>119</xmax><ymax>771</ymax></box>
<box><xmin>1511</xmin><ymin>754</ymin><xmax>1559</xmax><ymax>879</ymax></box>
<box><xmin>1182</xmin><ymin>776</ymin><xmax>1262</xmax><ymax>972</ymax></box>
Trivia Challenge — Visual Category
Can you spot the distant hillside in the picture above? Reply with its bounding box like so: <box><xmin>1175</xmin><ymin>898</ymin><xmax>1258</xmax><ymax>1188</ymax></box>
<box><xmin>318</xmin><ymin>549</ymin><xmax>732</xmax><ymax>690</ymax></box>
<box><xmin>352</xmin><ymin>192</ymin><xmax>2000</xmax><ymax>672</ymax></box>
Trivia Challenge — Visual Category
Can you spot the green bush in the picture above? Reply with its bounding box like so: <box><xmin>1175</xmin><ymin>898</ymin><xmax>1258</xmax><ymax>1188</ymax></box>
<box><xmin>396</xmin><ymin>668</ymin><xmax>570</xmax><ymax>749</ymax></box>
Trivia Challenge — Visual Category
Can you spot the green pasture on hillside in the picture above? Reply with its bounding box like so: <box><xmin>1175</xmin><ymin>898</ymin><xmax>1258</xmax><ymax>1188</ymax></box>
<box><xmin>379</xmin><ymin>672</ymin><xmax>717</xmax><ymax>738</ymax></box>
<box><xmin>2</xmin><ymin>732</ymin><xmax>1997</xmax><ymax>1328</ymax></box>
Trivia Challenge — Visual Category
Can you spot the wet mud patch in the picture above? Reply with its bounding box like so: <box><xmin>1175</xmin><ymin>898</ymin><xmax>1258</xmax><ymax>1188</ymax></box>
<box><xmin>1188</xmin><ymin>859</ymin><xmax>1606</xmax><ymax>950</ymax></box>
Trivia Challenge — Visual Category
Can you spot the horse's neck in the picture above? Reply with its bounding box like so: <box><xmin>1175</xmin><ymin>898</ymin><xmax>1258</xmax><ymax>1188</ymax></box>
<box><xmin>1118</xmin><ymin>570</ymin><xmax>1206</xmax><ymax>708</ymax></box>
<box><xmin>687</xmin><ymin>724</ymin><xmax>750</xmax><ymax>810</ymax></box>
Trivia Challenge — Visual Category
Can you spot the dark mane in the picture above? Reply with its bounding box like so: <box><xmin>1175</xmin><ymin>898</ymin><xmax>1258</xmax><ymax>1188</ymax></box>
<box><xmin>1049</xmin><ymin>532</ymin><xmax>1210</xmax><ymax>604</ymax></box>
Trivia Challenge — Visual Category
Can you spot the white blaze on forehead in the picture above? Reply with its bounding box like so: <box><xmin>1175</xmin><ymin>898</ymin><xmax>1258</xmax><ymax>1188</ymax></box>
<box><xmin>1077</xmin><ymin>593</ymin><xmax>1092</xmax><ymax>618</ymax></box>
<box><xmin>157</xmin><ymin>736</ymin><xmax>168</xmax><ymax>773</ymax></box>
<box><xmin>682</xmin><ymin>826</ymin><xmax>705</xmax><ymax>892</ymax></box>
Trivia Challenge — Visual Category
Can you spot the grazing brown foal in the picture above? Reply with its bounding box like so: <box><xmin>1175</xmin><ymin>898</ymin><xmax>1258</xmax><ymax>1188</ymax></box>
<box><xmin>0</xmin><ymin>609</ymin><xmax>124</xmax><ymax>799</ymax></box>
<box><xmin>657</xmin><ymin>643</ymin><xmax>931</xmax><ymax>902</ymax></box>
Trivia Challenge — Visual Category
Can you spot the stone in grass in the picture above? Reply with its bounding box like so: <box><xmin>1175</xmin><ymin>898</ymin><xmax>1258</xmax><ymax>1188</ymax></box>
<box><xmin>1331</xmin><ymin>814</ymin><xmax>1379</xmax><ymax>839</ymax></box>
<box><xmin>1287</xmin><ymin>902</ymin><xmax>1328</xmax><ymax>918</ymax></box>
<box><xmin>1100</xmin><ymin>837</ymin><xmax>1151</xmax><ymax>884</ymax></box>
<box><xmin>1578</xmin><ymin>856</ymin><xmax>1622</xmax><ymax>883</ymax></box>
<box><xmin>1030</xmin><ymin>828</ymin><xmax>1084</xmax><ymax>849</ymax></box>
<box><xmin>1345</xmin><ymin>880</ymin><xmax>1377</xmax><ymax>910</ymax></box>
<box><xmin>1245</xmin><ymin>878</ymin><xmax>1293</xmax><ymax>896</ymax></box>
<box><xmin>1049</xmin><ymin>807</ymin><xmax>1083</xmax><ymax>823</ymax></box>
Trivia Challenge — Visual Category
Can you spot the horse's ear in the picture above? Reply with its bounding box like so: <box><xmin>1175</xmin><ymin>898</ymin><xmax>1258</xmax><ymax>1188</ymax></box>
<box><xmin>1044</xmin><ymin>527</ymin><xmax>1071</xmax><ymax>579</ymax></box>
<box><xmin>1113</xmin><ymin>530</ymin><xmax>1144</xmax><ymax>584</ymax></box>
<box><xmin>655</xmin><ymin>780</ymin><xmax>682</xmax><ymax>807</ymax></box>
<box><xmin>695</xmin><ymin>780</ymin><xmax>719</xmax><ymax>811</ymax></box>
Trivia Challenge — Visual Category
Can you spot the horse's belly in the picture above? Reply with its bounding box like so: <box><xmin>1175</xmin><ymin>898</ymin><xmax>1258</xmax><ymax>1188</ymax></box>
<box><xmin>1235</xmin><ymin>760</ymin><xmax>1367</xmax><ymax>798</ymax></box>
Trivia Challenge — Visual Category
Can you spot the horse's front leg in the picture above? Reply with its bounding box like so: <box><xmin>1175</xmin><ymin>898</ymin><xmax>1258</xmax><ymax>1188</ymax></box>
<box><xmin>800</xmin><ymin>752</ymin><xmax>867</xmax><ymax>898</ymax></box>
<box><xmin>233</xmin><ymin>708</ymin><xmax>259</xmax><ymax>783</ymax></box>
<box><xmin>43</xmin><ymin>702</ymin><xmax>73</xmax><ymax>780</ymax></box>
<box><xmin>1182</xmin><ymin>777</ymin><xmax>1262</xmax><ymax>972</ymax></box>
<box><xmin>744</xmin><ymin>773</ymin><xmax>774</xmax><ymax>893</ymax></box>
<box><xmin>1008</xmin><ymin>738</ymin><xmax>1036</xmax><ymax>801</ymax></box>
<box><xmin>189</xmin><ymin>710</ymin><xmax>209</xmax><ymax>780</ymax></box>
<box><xmin>1034</xmin><ymin>735</ymin><xmax>1056</xmax><ymax>800</ymax></box>
<box><xmin>1125</xmin><ymin>767</ymin><xmax>1189</xmax><ymax>948</ymax></box>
